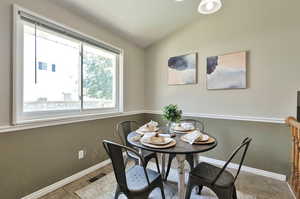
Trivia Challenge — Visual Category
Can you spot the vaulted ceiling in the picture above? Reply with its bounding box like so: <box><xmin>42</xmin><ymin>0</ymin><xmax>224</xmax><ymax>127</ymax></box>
<box><xmin>51</xmin><ymin>0</ymin><xmax>205</xmax><ymax>47</ymax></box>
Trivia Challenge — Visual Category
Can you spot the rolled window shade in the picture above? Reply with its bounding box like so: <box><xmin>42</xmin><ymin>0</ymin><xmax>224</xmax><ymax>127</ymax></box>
<box><xmin>18</xmin><ymin>10</ymin><xmax>121</xmax><ymax>55</ymax></box>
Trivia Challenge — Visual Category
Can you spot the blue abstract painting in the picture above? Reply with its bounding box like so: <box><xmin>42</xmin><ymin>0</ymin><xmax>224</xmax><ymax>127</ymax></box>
<box><xmin>168</xmin><ymin>53</ymin><xmax>197</xmax><ymax>85</ymax></box>
<box><xmin>207</xmin><ymin>51</ymin><xmax>246</xmax><ymax>89</ymax></box>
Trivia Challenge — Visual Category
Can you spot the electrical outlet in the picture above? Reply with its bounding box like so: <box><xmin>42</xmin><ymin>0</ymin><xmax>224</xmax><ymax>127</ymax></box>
<box><xmin>78</xmin><ymin>150</ymin><xmax>85</xmax><ymax>159</ymax></box>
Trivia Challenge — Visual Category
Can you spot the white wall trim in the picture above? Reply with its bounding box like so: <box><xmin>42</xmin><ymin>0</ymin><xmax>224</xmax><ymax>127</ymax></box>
<box><xmin>0</xmin><ymin>110</ymin><xmax>144</xmax><ymax>134</ymax></box>
<box><xmin>0</xmin><ymin>109</ymin><xmax>286</xmax><ymax>134</ymax></box>
<box><xmin>12</xmin><ymin>4</ymin><xmax>125</xmax><ymax>126</ymax></box>
<box><xmin>144</xmin><ymin>110</ymin><xmax>285</xmax><ymax>124</ymax></box>
<box><xmin>287</xmin><ymin>182</ymin><xmax>297</xmax><ymax>199</ymax></box>
<box><xmin>199</xmin><ymin>156</ymin><xmax>287</xmax><ymax>181</ymax></box>
<box><xmin>21</xmin><ymin>158</ymin><xmax>111</xmax><ymax>199</ymax></box>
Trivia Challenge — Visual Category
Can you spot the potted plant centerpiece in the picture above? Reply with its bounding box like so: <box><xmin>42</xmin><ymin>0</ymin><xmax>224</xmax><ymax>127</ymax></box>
<box><xmin>162</xmin><ymin>104</ymin><xmax>182</xmax><ymax>132</ymax></box>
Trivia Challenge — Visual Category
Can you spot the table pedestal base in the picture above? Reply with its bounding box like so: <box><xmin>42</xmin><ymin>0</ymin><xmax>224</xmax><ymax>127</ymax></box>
<box><xmin>176</xmin><ymin>154</ymin><xmax>186</xmax><ymax>199</ymax></box>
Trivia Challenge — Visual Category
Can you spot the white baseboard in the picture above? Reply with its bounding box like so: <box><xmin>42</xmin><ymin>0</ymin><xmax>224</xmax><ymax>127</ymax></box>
<box><xmin>21</xmin><ymin>155</ymin><xmax>287</xmax><ymax>199</ymax></box>
<box><xmin>287</xmin><ymin>182</ymin><xmax>297</xmax><ymax>199</ymax></box>
<box><xmin>21</xmin><ymin>158</ymin><xmax>111</xmax><ymax>199</ymax></box>
<box><xmin>199</xmin><ymin>156</ymin><xmax>287</xmax><ymax>181</ymax></box>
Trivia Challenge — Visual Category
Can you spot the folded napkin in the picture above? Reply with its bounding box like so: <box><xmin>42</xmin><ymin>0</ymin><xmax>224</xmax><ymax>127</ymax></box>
<box><xmin>183</xmin><ymin>130</ymin><xmax>203</xmax><ymax>144</ymax></box>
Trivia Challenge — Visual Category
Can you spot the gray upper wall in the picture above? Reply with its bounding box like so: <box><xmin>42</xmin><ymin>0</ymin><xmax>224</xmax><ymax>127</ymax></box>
<box><xmin>0</xmin><ymin>0</ymin><xmax>145</xmax><ymax>126</ymax></box>
<box><xmin>144</xmin><ymin>0</ymin><xmax>300</xmax><ymax>119</ymax></box>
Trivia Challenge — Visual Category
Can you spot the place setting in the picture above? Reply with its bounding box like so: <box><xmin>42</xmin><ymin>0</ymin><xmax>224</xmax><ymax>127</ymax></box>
<box><xmin>172</xmin><ymin>122</ymin><xmax>196</xmax><ymax>133</ymax></box>
<box><xmin>180</xmin><ymin>130</ymin><xmax>216</xmax><ymax>145</ymax></box>
<box><xmin>132</xmin><ymin>120</ymin><xmax>177</xmax><ymax>149</ymax></box>
<box><xmin>172</xmin><ymin>122</ymin><xmax>216</xmax><ymax>145</ymax></box>
<box><xmin>135</xmin><ymin>120</ymin><xmax>160</xmax><ymax>135</ymax></box>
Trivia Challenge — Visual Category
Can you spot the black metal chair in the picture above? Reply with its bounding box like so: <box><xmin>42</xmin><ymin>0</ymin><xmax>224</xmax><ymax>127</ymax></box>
<box><xmin>116</xmin><ymin>121</ymin><xmax>160</xmax><ymax>172</ymax></box>
<box><xmin>164</xmin><ymin>119</ymin><xmax>205</xmax><ymax>180</ymax></box>
<box><xmin>103</xmin><ymin>140</ymin><xmax>165</xmax><ymax>199</ymax></box>
<box><xmin>185</xmin><ymin>137</ymin><xmax>252</xmax><ymax>199</ymax></box>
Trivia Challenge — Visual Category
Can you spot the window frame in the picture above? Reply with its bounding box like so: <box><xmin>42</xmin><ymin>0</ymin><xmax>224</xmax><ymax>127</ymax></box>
<box><xmin>12</xmin><ymin>5</ymin><xmax>124</xmax><ymax>125</ymax></box>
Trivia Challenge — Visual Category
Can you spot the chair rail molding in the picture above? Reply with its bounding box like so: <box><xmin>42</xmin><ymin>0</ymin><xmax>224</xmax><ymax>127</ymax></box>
<box><xmin>0</xmin><ymin>110</ymin><xmax>144</xmax><ymax>134</ymax></box>
<box><xmin>0</xmin><ymin>110</ymin><xmax>286</xmax><ymax>134</ymax></box>
<box><xmin>144</xmin><ymin>110</ymin><xmax>285</xmax><ymax>124</ymax></box>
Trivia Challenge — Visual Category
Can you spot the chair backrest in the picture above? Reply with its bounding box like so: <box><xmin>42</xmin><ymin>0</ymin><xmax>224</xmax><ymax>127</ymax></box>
<box><xmin>212</xmin><ymin>137</ymin><xmax>252</xmax><ymax>185</ymax></box>
<box><xmin>180</xmin><ymin>119</ymin><xmax>205</xmax><ymax>131</ymax></box>
<box><xmin>103</xmin><ymin>140</ymin><xmax>128</xmax><ymax>192</ymax></box>
<box><xmin>102</xmin><ymin>140</ymin><xmax>150</xmax><ymax>192</ymax></box>
<box><xmin>116</xmin><ymin>121</ymin><xmax>139</xmax><ymax>147</ymax></box>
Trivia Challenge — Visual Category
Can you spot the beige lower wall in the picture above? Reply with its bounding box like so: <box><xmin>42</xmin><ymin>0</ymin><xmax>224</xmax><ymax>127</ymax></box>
<box><xmin>145</xmin><ymin>114</ymin><xmax>291</xmax><ymax>176</ymax></box>
<box><xmin>0</xmin><ymin>114</ymin><xmax>145</xmax><ymax>199</ymax></box>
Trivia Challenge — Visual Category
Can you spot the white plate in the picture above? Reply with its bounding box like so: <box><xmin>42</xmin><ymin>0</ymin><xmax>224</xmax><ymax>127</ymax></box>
<box><xmin>181</xmin><ymin>135</ymin><xmax>215</xmax><ymax>145</ymax></box>
<box><xmin>173</xmin><ymin>126</ymin><xmax>196</xmax><ymax>132</ymax></box>
<box><xmin>173</xmin><ymin>130</ymin><xmax>195</xmax><ymax>134</ymax></box>
<box><xmin>141</xmin><ymin>139</ymin><xmax>176</xmax><ymax>148</ymax></box>
<box><xmin>200</xmin><ymin>134</ymin><xmax>209</xmax><ymax>142</ymax></box>
<box><xmin>140</xmin><ymin>136</ymin><xmax>173</xmax><ymax>146</ymax></box>
<box><xmin>181</xmin><ymin>134</ymin><xmax>210</xmax><ymax>142</ymax></box>
<box><xmin>138</xmin><ymin>127</ymin><xmax>159</xmax><ymax>132</ymax></box>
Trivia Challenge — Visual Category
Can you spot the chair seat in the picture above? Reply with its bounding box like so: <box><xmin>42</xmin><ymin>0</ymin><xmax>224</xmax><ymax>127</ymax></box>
<box><xmin>190</xmin><ymin>162</ymin><xmax>234</xmax><ymax>188</ymax></box>
<box><xmin>126</xmin><ymin>165</ymin><xmax>161</xmax><ymax>192</ymax></box>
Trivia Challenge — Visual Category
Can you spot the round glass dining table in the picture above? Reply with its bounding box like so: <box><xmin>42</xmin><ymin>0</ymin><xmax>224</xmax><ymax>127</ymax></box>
<box><xmin>127</xmin><ymin>128</ymin><xmax>217</xmax><ymax>199</ymax></box>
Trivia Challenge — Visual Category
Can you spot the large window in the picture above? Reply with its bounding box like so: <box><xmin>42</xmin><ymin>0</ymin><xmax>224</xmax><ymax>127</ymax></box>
<box><xmin>13</xmin><ymin>6</ymin><xmax>123</xmax><ymax>124</ymax></box>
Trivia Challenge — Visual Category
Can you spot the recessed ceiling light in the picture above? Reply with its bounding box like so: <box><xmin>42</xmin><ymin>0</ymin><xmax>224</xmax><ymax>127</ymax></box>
<box><xmin>198</xmin><ymin>0</ymin><xmax>222</xmax><ymax>14</ymax></box>
<box><xmin>175</xmin><ymin>0</ymin><xmax>185</xmax><ymax>2</ymax></box>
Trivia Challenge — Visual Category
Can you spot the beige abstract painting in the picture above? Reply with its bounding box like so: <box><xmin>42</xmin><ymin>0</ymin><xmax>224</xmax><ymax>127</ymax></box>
<box><xmin>207</xmin><ymin>51</ymin><xmax>246</xmax><ymax>89</ymax></box>
<box><xmin>168</xmin><ymin>53</ymin><xmax>197</xmax><ymax>85</ymax></box>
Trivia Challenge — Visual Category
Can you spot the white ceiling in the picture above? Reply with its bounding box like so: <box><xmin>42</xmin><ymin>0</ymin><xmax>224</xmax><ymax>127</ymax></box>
<box><xmin>51</xmin><ymin>0</ymin><xmax>204</xmax><ymax>47</ymax></box>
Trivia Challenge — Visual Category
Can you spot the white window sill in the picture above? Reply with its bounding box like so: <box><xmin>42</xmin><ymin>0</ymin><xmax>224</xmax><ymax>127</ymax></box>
<box><xmin>0</xmin><ymin>110</ymin><xmax>143</xmax><ymax>134</ymax></box>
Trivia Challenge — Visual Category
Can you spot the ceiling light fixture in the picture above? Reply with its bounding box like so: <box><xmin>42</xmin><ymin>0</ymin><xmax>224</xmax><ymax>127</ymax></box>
<box><xmin>198</xmin><ymin>0</ymin><xmax>222</xmax><ymax>14</ymax></box>
<box><xmin>175</xmin><ymin>0</ymin><xmax>185</xmax><ymax>2</ymax></box>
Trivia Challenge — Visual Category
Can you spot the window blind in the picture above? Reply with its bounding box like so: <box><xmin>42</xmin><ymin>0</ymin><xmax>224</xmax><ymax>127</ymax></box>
<box><xmin>18</xmin><ymin>10</ymin><xmax>121</xmax><ymax>54</ymax></box>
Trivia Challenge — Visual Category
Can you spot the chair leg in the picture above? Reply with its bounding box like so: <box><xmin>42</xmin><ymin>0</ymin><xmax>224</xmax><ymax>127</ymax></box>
<box><xmin>159</xmin><ymin>182</ymin><xmax>166</xmax><ymax>199</ymax></box>
<box><xmin>155</xmin><ymin>155</ymin><xmax>161</xmax><ymax>173</ymax></box>
<box><xmin>186</xmin><ymin>154</ymin><xmax>194</xmax><ymax>170</ymax></box>
<box><xmin>164</xmin><ymin>154</ymin><xmax>175</xmax><ymax>180</ymax></box>
<box><xmin>114</xmin><ymin>185</ymin><xmax>121</xmax><ymax>199</ymax></box>
<box><xmin>232</xmin><ymin>185</ymin><xmax>237</xmax><ymax>199</ymax></box>
<box><xmin>124</xmin><ymin>157</ymin><xmax>129</xmax><ymax>168</ymax></box>
<box><xmin>185</xmin><ymin>178</ymin><xmax>194</xmax><ymax>199</ymax></box>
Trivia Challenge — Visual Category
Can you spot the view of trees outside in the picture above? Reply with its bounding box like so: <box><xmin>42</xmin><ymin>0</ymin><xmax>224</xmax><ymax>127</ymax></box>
<box><xmin>83</xmin><ymin>52</ymin><xmax>113</xmax><ymax>101</ymax></box>
<box><xmin>83</xmin><ymin>45</ymin><xmax>116</xmax><ymax>109</ymax></box>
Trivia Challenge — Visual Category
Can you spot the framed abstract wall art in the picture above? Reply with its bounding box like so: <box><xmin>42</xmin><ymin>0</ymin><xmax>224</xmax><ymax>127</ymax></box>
<box><xmin>168</xmin><ymin>53</ymin><xmax>197</xmax><ymax>85</ymax></box>
<box><xmin>206</xmin><ymin>51</ymin><xmax>247</xmax><ymax>90</ymax></box>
